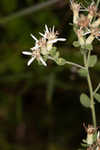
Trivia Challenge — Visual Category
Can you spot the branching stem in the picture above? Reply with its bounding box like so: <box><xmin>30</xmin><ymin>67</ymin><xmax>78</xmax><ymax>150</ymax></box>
<box><xmin>65</xmin><ymin>61</ymin><xmax>85</xmax><ymax>69</ymax></box>
<box><xmin>83</xmin><ymin>52</ymin><xmax>96</xmax><ymax>128</ymax></box>
<box><xmin>93</xmin><ymin>83</ymin><xmax>100</xmax><ymax>95</ymax></box>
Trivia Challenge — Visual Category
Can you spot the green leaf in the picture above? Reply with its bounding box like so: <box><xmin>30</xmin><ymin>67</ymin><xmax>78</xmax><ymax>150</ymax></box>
<box><xmin>88</xmin><ymin>55</ymin><xmax>97</xmax><ymax>67</ymax></box>
<box><xmin>93</xmin><ymin>132</ymin><xmax>97</xmax><ymax>142</ymax></box>
<box><xmin>94</xmin><ymin>93</ymin><xmax>100</xmax><ymax>103</ymax></box>
<box><xmin>85</xmin><ymin>44</ymin><xmax>93</xmax><ymax>51</ymax></box>
<box><xmin>81</xmin><ymin>143</ymin><xmax>88</xmax><ymax>147</ymax></box>
<box><xmin>56</xmin><ymin>58</ymin><xmax>66</xmax><ymax>65</ymax></box>
<box><xmin>53</xmin><ymin>51</ymin><xmax>60</xmax><ymax>59</ymax></box>
<box><xmin>78</xmin><ymin>69</ymin><xmax>88</xmax><ymax>77</ymax></box>
<box><xmin>43</xmin><ymin>55</ymin><xmax>48</xmax><ymax>61</ymax></box>
<box><xmin>49</xmin><ymin>47</ymin><xmax>57</xmax><ymax>56</ymax></box>
<box><xmin>82</xmin><ymin>139</ymin><xmax>87</xmax><ymax>144</ymax></box>
<box><xmin>80</xmin><ymin>93</ymin><xmax>90</xmax><ymax>108</ymax></box>
<box><xmin>73</xmin><ymin>41</ymin><xmax>80</xmax><ymax>47</ymax></box>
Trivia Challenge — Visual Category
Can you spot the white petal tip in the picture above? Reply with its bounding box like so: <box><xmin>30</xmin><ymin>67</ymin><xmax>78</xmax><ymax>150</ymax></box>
<box><xmin>58</xmin><ymin>38</ymin><xmax>66</xmax><ymax>41</ymax></box>
<box><xmin>22</xmin><ymin>51</ymin><xmax>32</xmax><ymax>55</ymax></box>
<box><xmin>27</xmin><ymin>57</ymin><xmax>35</xmax><ymax>66</ymax></box>
<box><xmin>30</xmin><ymin>33</ymin><xmax>38</xmax><ymax>42</ymax></box>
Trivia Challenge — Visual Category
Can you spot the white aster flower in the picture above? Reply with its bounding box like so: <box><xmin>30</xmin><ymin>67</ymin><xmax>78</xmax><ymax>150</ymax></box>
<box><xmin>22</xmin><ymin>49</ymin><xmax>47</xmax><ymax>66</ymax></box>
<box><xmin>39</xmin><ymin>25</ymin><xmax>66</xmax><ymax>51</ymax></box>
<box><xmin>39</xmin><ymin>25</ymin><xmax>66</xmax><ymax>44</ymax></box>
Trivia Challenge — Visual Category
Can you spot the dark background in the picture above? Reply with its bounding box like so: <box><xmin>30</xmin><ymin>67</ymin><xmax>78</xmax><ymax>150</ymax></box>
<box><xmin>0</xmin><ymin>0</ymin><xmax>100</xmax><ymax>149</ymax></box>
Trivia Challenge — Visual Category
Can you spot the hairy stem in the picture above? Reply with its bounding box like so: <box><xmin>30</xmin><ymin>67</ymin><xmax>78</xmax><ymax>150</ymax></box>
<box><xmin>83</xmin><ymin>52</ymin><xmax>96</xmax><ymax>128</ymax></box>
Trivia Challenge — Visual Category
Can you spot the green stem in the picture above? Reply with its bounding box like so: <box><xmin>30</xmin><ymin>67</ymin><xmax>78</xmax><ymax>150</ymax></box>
<box><xmin>83</xmin><ymin>52</ymin><xmax>96</xmax><ymax>128</ymax></box>
<box><xmin>48</xmin><ymin>56</ymin><xmax>85</xmax><ymax>69</ymax></box>
<box><xmin>93</xmin><ymin>83</ymin><xmax>100</xmax><ymax>95</ymax></box>
<box><xmin>65</xmin><ymin>61</ymin><xmax>85</xmax><ymax>69</ymax></box>
<box><xmin>96</xmin><ymin>0</ymin><xmax>100</xmax><ymax>9</ymax></box>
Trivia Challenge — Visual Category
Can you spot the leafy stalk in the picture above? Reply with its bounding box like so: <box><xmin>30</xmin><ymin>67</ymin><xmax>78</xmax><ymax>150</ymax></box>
<box><xmin>83</xmin><ymin>51</ymin><xmax>96</xmax><ymax>128</ymax></box>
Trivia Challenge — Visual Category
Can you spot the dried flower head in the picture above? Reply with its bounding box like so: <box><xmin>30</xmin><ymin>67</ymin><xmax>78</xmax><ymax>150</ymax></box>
<box><xmin>88</xmin><ymin>2</ymin><xmax>97</xmax><ymax>17</ymax></box>
<box><xmin>76</xmin><ymin>29</ymin><xmax>85</xmax><ymax>46</ymax></box>
<box><xmin>71</xmin><ymin>0</ymin><xmax>100</xmax><ymax>48</ymax></box>
<box><xmin>78</xmin><ymin>14</ymin><xmax>90</xmax><ymax>28</ymax></box>
<box><xmin>83</xmin><ymin>123</ymin><xmax>97</xmax><ymax>145</ymax></box>
<box><xmin>70</xmin><ymin>0</ymin><xmax>80</xmax><ymax>13</ymax></box>
<box><xmin>83</xmin><ymin>124</ymin><xmax>96</xmax><ymax>134</ymax></box>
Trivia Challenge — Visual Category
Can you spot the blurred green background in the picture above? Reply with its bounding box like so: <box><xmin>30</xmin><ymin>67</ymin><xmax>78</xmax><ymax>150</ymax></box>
<box><xmin>0</xmin><ymin>0</ymin><xmax>100</xmax><ymax>149</ymax></box>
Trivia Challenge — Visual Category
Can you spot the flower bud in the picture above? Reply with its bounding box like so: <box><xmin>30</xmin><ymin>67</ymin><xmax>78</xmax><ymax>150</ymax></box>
<box><xmin>71</xmin><ymin>0</ymin><xmax>80</xmax><ymax>24</ymax></box>
<box><xmin>77</xmin><ymin>29</ymin><xmax>85</xmax><ymax>46</ymax></box>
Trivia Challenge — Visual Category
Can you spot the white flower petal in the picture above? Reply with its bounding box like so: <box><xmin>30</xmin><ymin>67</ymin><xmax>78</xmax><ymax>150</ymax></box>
<box><xmin>39</xmin><ymin>32</ymin><xmax>46</xmax><ymax>38</ymax></box>
<box><xmin>48</xmin><ymin>38</ymin><xmax>66</xmax><ymax>44</ymax></box>
<box><xmin>27</xmin><ymin>56</ymin><xmax>36</xmax><ymax>66</ymax></box>
<box><xmin>57</xmin><ymin>38</ymin><xmax>66</xmax><ymax>41</ymax></box>
<box><xmin>30</xmin><ymin>33</ymin><xmax>38</xmax><ymax>42</ymax></box>
<box><xmin>39</xmin><ymin>56</ymin><xmax>47</xmax><ymax>66</ymax></box>
<box><xmin>48</xmin><ymin>39</ymin><xmax>58</xmax><ymax>44</ymax></box>
<box><xmin>83</xmin><ymin>31</ymin><xmax>91</xmax><ymax>36</ymax></box>
<box><xmin>22</xmin><ymin>51</ymin><xmax>32</xmax><ymax>55</ymax></box>
<box><xmin>45</xmin><ymin>24</ymin><xmax>49</xmax><ymax>33</ymax></box>
<box><xmin>30</xmin><ymin>47</ymin><xmax>36</xmax><ymax>51</ymax></box>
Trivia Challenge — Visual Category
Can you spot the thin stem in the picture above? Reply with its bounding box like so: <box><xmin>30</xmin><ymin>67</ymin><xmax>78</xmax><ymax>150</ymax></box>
<box><xmin>96</xmin><ymin>0</ymin><xmax>100</xmax><ymax>9</ymax></box>
<box><xmin>83</xmin><ymin>52</ymin><xmax>96</xmax><ymax>128</ymax></box>
<box><xmin>48</xmin><ymin>56</ymin><xmax>85</xmax><ymax>69</ymax></box>
<box><xmin>65</xmin><ymin>61</ymin><xmax>85</xmax><ymax>69</ymax></box>
<box><xmin>93</xmin><ymin>0</ymin><xmax>100</xmax><ymax>22</ymax></box>
<box><xmin>93</xmin><ymin>83</ymin><xmax>100</xmax><ymax>95</ymax></box>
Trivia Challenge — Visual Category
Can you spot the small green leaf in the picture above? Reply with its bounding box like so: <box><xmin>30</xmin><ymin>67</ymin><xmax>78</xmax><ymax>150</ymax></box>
<box><xmin>53</xmin><ymin>51</ymin><xmax>60</xmax><ymax>60</ymax></box>
<box><xmin>78</xmin><ymin>69</ymin><xmax>88</xmax><ymax>77</ymax></box>
<box><xmin>56</xmin><ymin>58</ymin><xmax>66</xmax><ymax>65</ymax></box>
<box><xmin>43</xmin><ymin>55</ymin><xmax>48</xmax><ymax>61</ymax></box>
<box><xmin>73</xmin><ymin>41</ymin><xmax>80</xmax><ymax>47</ymax></box>
<box><xmin>93</xmin><ymin>132</ymin><xmax>97</xmax><ymax>142</ymax></box>
<box><xmin>80</xmin><ymin>93</ymin><xmax>90</xmax><ymax>108</ymax></box>
<box><xmin>94</xmin><ymin>93</ymin><xmax>100</xmax><ymax>103</ymax></box>
<box><xmin>88</xmin><ymin>55</ymin><xmax>97</xmax><ymax>67</ymax></box>
<box><xmin>81</xmin><ymin>143</ymin><xmax>88</xmax><ymax>147</ymax></box>
<box><xmin>85</xmin><ymin>44</ymin><xmax>93</xmax><ymax>51</ymax></box>
<box><xmin>49</xmin><ymin>47</ymin><xmax>57</xmax><ymax>56</ymax></box>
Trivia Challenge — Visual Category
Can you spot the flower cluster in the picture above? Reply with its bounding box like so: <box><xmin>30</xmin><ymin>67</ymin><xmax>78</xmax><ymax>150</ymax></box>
<box><xmin>22</xmin><ymin>25</ymin><xmax>66</xmax><ymax>66</ymax></box>
<box><xmin>71</xmin><ymin>0</ymin><xmax>100</xmax><ymax>49</ymax></box>
<box><xmin>83</xmin><ymin>124</ymin><xmax>100</xmax><ymax>150</ymax></box>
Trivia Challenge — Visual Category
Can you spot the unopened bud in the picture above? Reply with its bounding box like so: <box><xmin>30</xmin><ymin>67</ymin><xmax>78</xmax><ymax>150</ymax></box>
<box><xmin>77</xmin><ymin>30</ymin><xmax>85</xmax><ymax>46</ymax></box>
